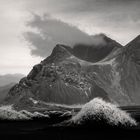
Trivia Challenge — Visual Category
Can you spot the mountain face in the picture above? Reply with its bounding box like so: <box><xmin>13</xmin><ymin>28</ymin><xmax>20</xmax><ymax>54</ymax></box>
<box><xmin>0</xmin><ymin>74</ymin><xmax>24</xmax><ymax>87</ymax></box>
<box><xmin>86</xmin><ymin>35</ymin><xmax>140</xmax><ymax>105</ymax></box>
<box><xmin>71</xmin><ymin>34</ymin><xmax>122</xmax><ymax>62</ymax></box>
<box><xmin>3</xmin><ymin>35</ymin><xmax>140</xmax><ymax>110</ymax></box>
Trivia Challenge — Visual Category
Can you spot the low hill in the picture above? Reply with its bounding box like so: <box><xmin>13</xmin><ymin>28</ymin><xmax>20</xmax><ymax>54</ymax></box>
<box><xmin>0</xmin><ymin>83</ymin><xmax>16</xmax><ymax>103</ymax></box>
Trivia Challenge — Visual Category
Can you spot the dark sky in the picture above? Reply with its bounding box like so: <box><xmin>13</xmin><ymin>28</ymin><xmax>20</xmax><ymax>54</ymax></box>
<box><xmin>0</xmin><ymin>0</ymin><xmax>140</xmax><ymax>74</ymax></box>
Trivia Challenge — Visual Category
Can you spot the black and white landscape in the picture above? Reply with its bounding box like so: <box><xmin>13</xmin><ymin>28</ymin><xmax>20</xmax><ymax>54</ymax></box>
<box><xmin>0</xmin><ymin>0</ymin><xmax>140</xmax><ymax>137</ymax></box>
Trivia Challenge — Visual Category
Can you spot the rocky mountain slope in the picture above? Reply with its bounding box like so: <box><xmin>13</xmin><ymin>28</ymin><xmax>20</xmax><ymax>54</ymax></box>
<box><xmin>86</xmin><ymin>35</ymin><xmax>140</xmax><ymax>105</ymax></box>
<box><xmin>2</xmin><ymin>35</ymin><xmax>140</xmax><ymax>110</ymax></box>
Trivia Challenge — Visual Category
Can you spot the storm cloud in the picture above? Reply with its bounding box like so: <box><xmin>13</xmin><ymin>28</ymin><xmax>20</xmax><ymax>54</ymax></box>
<box><xmin>22</xmin><ymin>0</ymin><xmax>140</xmax><ymax>45</ymax></box>
<box><xmin>24</xmin><ymin>14</ymin><xmax>107</xmax><ymax>57</ymax></box>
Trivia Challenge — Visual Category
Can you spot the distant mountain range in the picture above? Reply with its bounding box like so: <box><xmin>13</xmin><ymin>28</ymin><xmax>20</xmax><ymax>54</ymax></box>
<box><xmin>0</xmin><ymin>74</ymin><xmax>24</xmax><ymax>87</ymax></box>
<box><xmin>2</xmin><ymin>34</ymin><xmax>140</xmax><ymax>111</ymax></box>
<box><xmin>0</xmin><ymin>74</ymin><xmax>24</xmax><ymax>103</ymax></box>
<box><xmin>0</xmin><ymin>83</ymin><xmax>16</xmax><ymax>103</ymax></box>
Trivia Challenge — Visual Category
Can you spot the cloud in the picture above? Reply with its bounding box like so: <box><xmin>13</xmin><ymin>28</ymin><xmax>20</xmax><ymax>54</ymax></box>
<box><xmin>21</xmin><ymin>0</ymin><xmax>140</xmax><ymax>45</ymax></box>
<box><xmin>0</xmin><ymin>0</ymin><xmax>140</xmax><ymax>75</ymax></box>
<box><xmin>24</xmin><ymin>14</ymin><xmax>107</xmax><ymax>57</ymax></box>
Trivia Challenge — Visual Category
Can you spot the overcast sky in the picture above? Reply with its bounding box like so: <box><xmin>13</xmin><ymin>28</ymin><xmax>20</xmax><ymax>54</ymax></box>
<box><xmin>0</xmin><ymin>0</ymin><xmax>140</xmax><ymax>75</ymax></box>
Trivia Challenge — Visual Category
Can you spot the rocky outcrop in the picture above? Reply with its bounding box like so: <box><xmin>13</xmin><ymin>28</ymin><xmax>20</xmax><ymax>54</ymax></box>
<box><xmin>3</xmin><ymin>45</ymin><xmax>110</xmax><ymax>108</ymax></box>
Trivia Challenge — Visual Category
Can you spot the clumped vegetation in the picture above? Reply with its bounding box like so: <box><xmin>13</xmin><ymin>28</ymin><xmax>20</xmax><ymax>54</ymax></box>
<box><xmin>0</xmin><ymin>105</ymin><xmax>29</xmax><ymax>120</ymax></box>
<box><xmin>71</xmin><ymin>98</ymin><xmax>137</xmax><ymax>127</ymax></box>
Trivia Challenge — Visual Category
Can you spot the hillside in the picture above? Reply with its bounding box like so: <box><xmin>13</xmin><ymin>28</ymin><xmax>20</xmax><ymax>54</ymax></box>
<box><xmin>2</xmin><ymin>35</ymin><xmax>140</xmax><ymax>110</ymax></box>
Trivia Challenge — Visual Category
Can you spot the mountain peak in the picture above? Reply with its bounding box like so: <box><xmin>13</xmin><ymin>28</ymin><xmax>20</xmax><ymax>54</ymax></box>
<box><xmin>122</xmin><ymin>35</ymin><xmax>140</xmax><ymax>63</ymax></box>
<box><xmin>133</xmin><ymin>34</ymin><xmax>140</xmax><ymax>41</ymax></box>
<box><xmin>71</xmin><ymin>34</ymin><xmax>122</xmax><ymax>62</ymax></box>
<box><xmin>51</xmin><ymin>44</ymin><xmax>72</xmax><ymax>58</ymax></box>
<box><xmin>92</xmin><ymin>34</ymin><xmax>120</xmax><ymax>45</ymax></box>
<box><xmin>94</xmin><ymin>33</ymin><xmax>107</xmax><ymax>38</ymax></box>
<box><xmin>125</xmin><ymin>35</ymin><xmax>140</xmax><ymax>50</ymax></box>
<box><xmin>126</xmin><ymin>35</ymin><xmax>140</xmax><ymax>46</ymax></box>
<box><xmin>42</xmin><ymin>44</ymin><xmax>72</xmax><ymax>64</ymax></box>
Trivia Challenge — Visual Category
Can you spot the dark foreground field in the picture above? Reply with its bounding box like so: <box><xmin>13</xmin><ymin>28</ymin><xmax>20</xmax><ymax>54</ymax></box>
<box><xmin>0</xmin><ymin>106</ymin><xmax>140</xmax><ymax>138</ymax></box>
<box><xmin>0</xmin><ymin>120</ymin><xmax>138</xmax><ymax>139</ymax></box>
